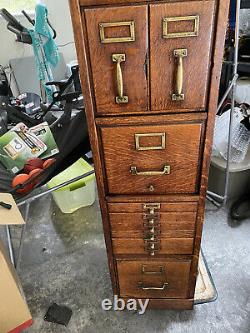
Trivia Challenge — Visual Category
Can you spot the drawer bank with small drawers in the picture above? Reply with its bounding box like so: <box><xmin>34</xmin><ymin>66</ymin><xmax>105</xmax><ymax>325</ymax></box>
<box><xmin>69</xmin><ymin>0</ymin><xmax>230</xmax><ymax>309</ymax></box>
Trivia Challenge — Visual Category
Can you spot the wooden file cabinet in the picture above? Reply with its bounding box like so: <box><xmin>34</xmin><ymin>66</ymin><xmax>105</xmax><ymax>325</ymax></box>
<box><xmin>69</xmin><ymin>0</ymin><xmax>230</xmax><ymax>309</ymax></box>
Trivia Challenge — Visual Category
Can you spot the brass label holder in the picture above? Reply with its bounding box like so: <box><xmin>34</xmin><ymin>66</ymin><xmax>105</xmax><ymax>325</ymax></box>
<box><xmin>163</xmin><ymin>15</ymin><xmax>199</xmax><ymax>39</ymax></box>
<box><xmin>138</xmin><ymin>265</ymin><xmax>168</xmax><ymax>289</ymax></box>
<box><xmin>172</xmin><ymin>48</ymin><xmax>187</xmax><ymax>101</ymax></box>
<box><xmin>112</xmin><ymin>54</ymin><xmax>128</xmax><ymax>104</ymax></box>
<box><xmin>99</xmin><ymin>21</ymin><xmax>135</xmax><ymax>44</ymax></box>
<box><xmin>135</xmin><ymin>133</ymin><xmax>166</xmax><ymax>151</ymax></box>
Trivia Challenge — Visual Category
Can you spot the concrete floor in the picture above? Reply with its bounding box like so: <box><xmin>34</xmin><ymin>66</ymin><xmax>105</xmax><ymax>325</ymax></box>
<box><xmin>6</xmin><ymin>192</ymin><xmax>250</xmax><ymax>333</ymax></box>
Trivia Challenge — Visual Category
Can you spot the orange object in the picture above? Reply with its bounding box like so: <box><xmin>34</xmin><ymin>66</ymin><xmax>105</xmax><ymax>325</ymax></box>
<box><xmin>29</xmin><ymin>168</ymin><xmax>43</xmax><ymax>186</ymax></box>
<box><xmin>43</xmin><ymin>158</ymin><xmax>56</xmax><ymax>170</ymax></box>
<box><xmin>11</xmin><ymin>174</ymin><xmax>32</xmax><ymax>194</ymax></box>
<box><xmin>23</xmin><ymin>158</ymin><xmax>44</xmax><ymax>174</ymax></box>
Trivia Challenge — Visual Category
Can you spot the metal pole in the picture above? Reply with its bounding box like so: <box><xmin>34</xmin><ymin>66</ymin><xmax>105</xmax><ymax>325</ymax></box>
<box><xmin>17</xmin><ymin>170</ymin><xmax>95</xmax><ymax>207</ymax></box>
<box><xmin>5</xmin><ymin>226</ymin><xmax>15</xmax><ymax>265</ymax></box>
<box><xmin>207</xmin><ymin>0</ymin><xmax>241</xmax><ymax>207</ymax></box>
<box><xmin>16</xmin><ymin>202</ymin><xmax>30</xmax><ymax>271</ymax></box>
<box><xmin>217</xmin><ymin>74</ymin><xmax>238</xmax><ymax>113</ymax></box>
<box><xmin>223</xmin><ymin>0</ymin><xmax>241</xmax><ymax>205</ymax></box>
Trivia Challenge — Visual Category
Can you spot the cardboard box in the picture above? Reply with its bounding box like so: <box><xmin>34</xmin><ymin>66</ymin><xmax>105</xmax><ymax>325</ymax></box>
<box><xmin>0</xmin><ymin>193</ymin><xmax>25</xmax><ymax>226</ymax></box>
<box><xmin>0</xmin><ymin>240</ymin><xmax>32</xmax><ymax>333</ymax></box>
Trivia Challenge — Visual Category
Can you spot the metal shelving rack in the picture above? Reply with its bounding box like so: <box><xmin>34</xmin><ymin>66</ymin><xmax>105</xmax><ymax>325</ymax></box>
<box><xmin>207</xmin><ymin>0</ymin><xmax>250</xmax><ymax>207</ymax></box>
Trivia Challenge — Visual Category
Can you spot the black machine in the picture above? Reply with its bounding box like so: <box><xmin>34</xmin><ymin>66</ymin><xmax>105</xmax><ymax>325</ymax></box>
<box><xmin>0</xmin><ymin>8</ymin><xmax>90</xmax><ymax>198</ymax></box>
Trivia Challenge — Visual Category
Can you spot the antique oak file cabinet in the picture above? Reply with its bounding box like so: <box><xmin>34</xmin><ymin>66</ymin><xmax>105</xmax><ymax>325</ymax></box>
<box><xmin>69</xmin><ymin>0</ymin><xmax>230</xmax><ymax>309</ymax></box>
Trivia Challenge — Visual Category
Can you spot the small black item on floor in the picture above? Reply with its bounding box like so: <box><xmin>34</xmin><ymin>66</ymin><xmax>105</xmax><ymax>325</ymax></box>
<box><xmin>44</xmin><ymin>303</ymin><xmax>72</xmax><ymax>326</ymax></box>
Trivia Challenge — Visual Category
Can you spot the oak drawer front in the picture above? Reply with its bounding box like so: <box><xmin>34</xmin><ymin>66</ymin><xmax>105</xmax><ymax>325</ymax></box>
<box><xmin>117</xmin><ymin>259</ymin><xmax>191</xmax><ymax>298</ymax></box>
<box><xmin>110</xmin><ymin>212</ymin><xmax>196</xmax><ymax>238</ymax></box>
<box><xmin>85</xmin><ymin>5</ymin><xmax>148</xmax><ymax>115</ymax></box>
<box><xmin>113</xmin><ymin>238</ymin><xmax>194</xmax><ymax>255</ymax></box>
<box><xmin>100</xmin><ymin>122</ymin><xmax>204</xmax><ymax>194</ymax></box>
<box><xmin>150</xmin><ymin>1</ymin><xmax>215</xmax><ymax>111</ymax></box>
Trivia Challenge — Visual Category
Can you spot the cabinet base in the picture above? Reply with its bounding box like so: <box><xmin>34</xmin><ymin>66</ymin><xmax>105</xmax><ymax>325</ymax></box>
<box><xmin>122</xmin><ymin>297</ymin><xmax>194</xmax><ymax>310</ymax></box>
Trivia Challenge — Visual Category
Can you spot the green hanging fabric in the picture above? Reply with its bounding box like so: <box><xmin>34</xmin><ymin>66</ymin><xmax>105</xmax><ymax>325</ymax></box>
<box><xmin>29</xmin><ymin>3</ymin><xmax>60</xmax><ymax>102</ymax></box>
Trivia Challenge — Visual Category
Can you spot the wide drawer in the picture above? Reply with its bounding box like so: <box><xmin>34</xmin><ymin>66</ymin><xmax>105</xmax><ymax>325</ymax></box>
<box><xmin>117</xmin><ymin>259</ymin><xmax>191</xmax><ymax>298</ymax></box>
<box><xmin>100</xmin><ymin>116</ymin><xmax>205</xmax><ymax>195</ymax></box>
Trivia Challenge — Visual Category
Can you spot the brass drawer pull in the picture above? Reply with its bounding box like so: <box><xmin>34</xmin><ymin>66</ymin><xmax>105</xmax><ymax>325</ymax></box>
<box><xmin>138</xmin><ymin>282</ymin><xmax>169</xmax><ymax>290</ymax></box>
<box><xmin>130</xmin><ymin>165</ymin><xmax>170</xmax><ymax>176</ymax></box>
<box><xmin>112</xmin><ymin>54</ymin><xmax>128</xmax><ymax>104</ymax></box>
<box><xmin>172</xmin><ymin>49</ymin><xmax>187</xmax><ymax>101</ymax></box>
<box><xmin>139</xmin><ymin>266</ymin><xmax>168</xmax><ymax>289</ymax></box>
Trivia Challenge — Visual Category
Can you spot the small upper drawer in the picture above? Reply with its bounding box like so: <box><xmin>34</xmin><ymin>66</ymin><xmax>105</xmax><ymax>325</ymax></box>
<box><xmin>99</xmin><ymin>115</ymin><xmax>205</xmax><ymax>195</ymax></box>
<box><xmin>109</xmin><ymin>201</ymin><xmax>197</xmax><ymax>256</ymax></box>
<box><xmin>84</xmin><ymin>5</ymin><xmax>148</xmax><ymax>115</ymax></box>
<box><xmin>150</xmin><ymin>1</ymin><xmax>215</xmax><ymax>111</ymax></box>
<box><xmin>109</xmin><ymin>201</ymin><xmax>197</xmax><ymax>238</ymax></box>
<box><xmin>117</xmin><ymin>259</ymin><xmax>191</xmax><ymax>298</ymax></box>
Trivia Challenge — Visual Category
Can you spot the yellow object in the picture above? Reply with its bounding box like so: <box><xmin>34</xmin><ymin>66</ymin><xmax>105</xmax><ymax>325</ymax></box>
<box><xmin>47</xmin><ymin>158</ymin><xmax>95</xmax><ymax>214</ymax></box>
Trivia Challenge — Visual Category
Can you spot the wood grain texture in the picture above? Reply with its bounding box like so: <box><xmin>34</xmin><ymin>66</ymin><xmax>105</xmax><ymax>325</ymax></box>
<box><xmin>107</xmin><ymin>194</ymin><xmax>200</xmax><ymax>202</ymax></box>
<box><xmin>80</xmin><ymin>0</ymin><xmax>212</xmax><ymax>7</ymax></box>
<box><xmin>85</xmin><ymin>5</ymin><xmax>148</xmax><ymax>114</ymax></box>
<box><xmin>100</xmin><ymin>120</ymin><xmax>204</xmax><ymax>194</ymax></box>
<box><xmin>108</xmin><ymin>201</ymin><xmax>198</xmax><ymax>212</ymax></box>
<box><xmin>117</xmin><ymin>259</ymin><xmax>191</xmax><ymax>298</ymax></box>
<box><xmin>113</xmin><ymin>238</ymin><xmax>194</xmax><ymax>254</ymax></box>
<box><xmin>110</xmin><ymin>212</ymin><xmax>196</xmax><ymax>238</ymax></box>
<box><xmin>69</xmin><ymin>0</ymin><xmax>119</xmax><ymax>293</ymax></box>
<box><xmin>150</xmin><ymin>1</ymin><xmax>215</xmax><ymax>111</ymax></box>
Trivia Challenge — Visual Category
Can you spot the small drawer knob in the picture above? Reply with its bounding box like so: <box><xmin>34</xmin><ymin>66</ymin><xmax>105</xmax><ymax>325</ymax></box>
<box><xmin>148</xmin><ymin>185</ymin><xmax>155</xmax><ymax>192</ymax></box>
<box><xmin>149</xmin><ymin>227</ymin><xmax>155</xmax><ymax>234</ymax></box>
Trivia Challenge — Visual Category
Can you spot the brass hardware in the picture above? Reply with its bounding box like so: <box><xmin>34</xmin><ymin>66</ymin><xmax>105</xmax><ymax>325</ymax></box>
<box><xmin>99</xmin><ymin>21</ymin><xmax>135</xmax><ymax>44</ymax></box>
<box><xmin>143</xmin><ymin>222</ymin><xmax>161</xmax><ymax>230</ymax></box>
<box><xmin>135</xmin><ymin>133</ymin><xmax>166</xmax><ymax>151</ymax></box>
<box><xmin>144</xmin><ymin>235</ymin><xmax>156</xmax><ymax>242</ymax></box>
<box><xmin>150</xmin><ymin>251</ymin><xmax>155</xmax><ymax>256</ymax></box>
<box><xmin>138</xmin><ymin>282</ymin><xmax>169</xmax><ymax>290</ymax></box>
<box><xmin>144</xmin><ymin>239</ymin><xmax>161</xmax><ymax>252</ymax></box>
<box><xmin>172</xmin><ymin>49</ymin><xmax>187</xmax><ymax>101</ymax></box>
<box><xmin>148</xmin><ymin>185</ymin><xmax>155</xmax><ymax>192</ymax></box>
<box><xmin>143</xmin><ymin>224</ymin><xmax>161</xmax><ymax>234</ymax></box>
<box><xmin>163</xmin><ymin>15</ymin><xmax>199</xmax><ymax>39</ymax></box>
<box><xmin>143</xmin><ymin>215</ymin><xmax>160</xmax><ymax>222</ymax></box>
<box><xmin>143</xmin><ymin>203</ymin><xmax>161</xmax><ymax>210</ymax></box>
<box><xmin>142</xmin><ymin>266</ymin><xmax>164</xmax><ymax>275</ymax></box>
<box><xmin>139</xmin><ymin>266</ymin><xmax>168</xmax><ymax>290</ymax></box>
<box><xmin>130</xmin><ymin>165</ymin><xmax>171</xmax><ymax>176</ymax></box>
<box><xmin>112</xmin><ymin>54</ymin><xmax>128</xmax><ymax>104</ymax></box>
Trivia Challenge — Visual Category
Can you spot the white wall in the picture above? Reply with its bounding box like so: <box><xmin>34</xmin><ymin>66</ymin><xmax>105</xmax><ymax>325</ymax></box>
<box><xmin>0</xmin><ymin>0</ymin><xmax>76</xmax><ymax>67</ymax></box>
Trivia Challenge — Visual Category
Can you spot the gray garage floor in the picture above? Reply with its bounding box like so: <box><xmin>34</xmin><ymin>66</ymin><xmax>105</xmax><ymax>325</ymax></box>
<box><xmin>6</xmin><ymin>191</ymin><xmax>250</xmax><ymax>333</ymax></box>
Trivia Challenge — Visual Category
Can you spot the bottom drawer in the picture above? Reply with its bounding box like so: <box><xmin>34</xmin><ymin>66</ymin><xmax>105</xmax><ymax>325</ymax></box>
<box><xmin>117</xmin><ymin>259</ymin><xmax>191</xmax><ymax>299</ymax></box>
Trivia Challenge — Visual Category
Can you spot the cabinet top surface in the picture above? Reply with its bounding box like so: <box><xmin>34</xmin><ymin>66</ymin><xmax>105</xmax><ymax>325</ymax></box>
<box><xmin>78</xmin><ymin>0</ymin><xmax>214</xmax><ymax>7</ymax></box>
